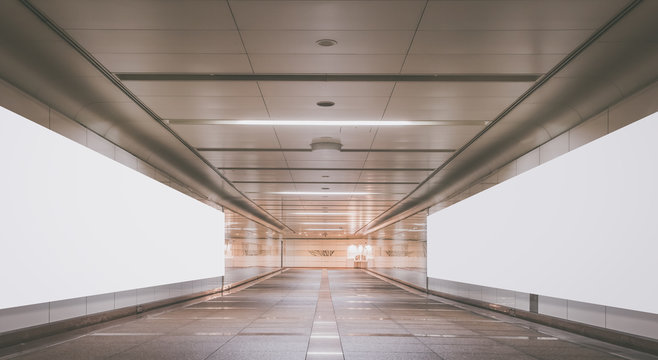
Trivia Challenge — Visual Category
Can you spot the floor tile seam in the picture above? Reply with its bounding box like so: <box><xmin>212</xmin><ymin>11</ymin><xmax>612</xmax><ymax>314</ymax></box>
<box><xmin>364</xmin><ymin>274</ymin><xmax>574</xmax><ymax>359</ymax></box>
<box><xmin>355</xmin><ymin>273</ymin><xmax>450</xmax><ymax>360</ymax></box>
<box><xmin>104</xmin><ymin>317</ymin><xmax>200</xmax><ymax>359</ymax></box>
<box><xmin>200</xmin><ymin>274</ymin><xmax>314</xmax><ymax>360</ymax></box>
<box><xmin>423</xmin><ymin>293</ymin><xmax>631</xmax><ymax>359</ymax></box>
<box><xmin>307</xmin><ymin>271</ymin><xmax>344</xmax><ymax>359</ymax></box>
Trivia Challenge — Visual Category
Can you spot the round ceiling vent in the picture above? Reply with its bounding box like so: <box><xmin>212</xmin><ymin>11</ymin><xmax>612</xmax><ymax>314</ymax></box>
<box><xmin>316</xmin><ymin>100</ymin><xmax>335</xmax><ymax>107</ymax></box>
<box><xmin>316</xmin><ymin>39</ymin><xmax>337</xmax><ymax>47</ymax></box>
<box><xmin>310</xmin><ymin>137</ymin><xmax>342</xmax><ymax>152</ymax></box>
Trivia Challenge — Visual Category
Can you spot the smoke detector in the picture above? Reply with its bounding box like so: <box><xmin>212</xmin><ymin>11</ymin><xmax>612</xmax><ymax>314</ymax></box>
<box><xmin>310</xmin><ymin>137</ymin><xmax>342</xmax><ymax>152</ymax></box>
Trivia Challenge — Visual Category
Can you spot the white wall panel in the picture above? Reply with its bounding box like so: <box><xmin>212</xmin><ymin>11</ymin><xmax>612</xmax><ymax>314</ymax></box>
<box><xmin>427</xmin><ymin>111</ymin><xmax>658</xmax><ymax>314</ymax></box>
<box><xmin>0</xmin><ymin>106</ymin><xmax>224</xmax><ymax>310</ymax></box>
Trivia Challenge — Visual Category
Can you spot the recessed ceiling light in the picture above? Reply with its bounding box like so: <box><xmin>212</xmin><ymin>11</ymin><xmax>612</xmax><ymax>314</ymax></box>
<box><xmin>273</xmin><ymin>191</ymin><xmax>376</xmax><ymax>195</ymax></box>
<box><xmin>316</xmin><ymin>39</ymin><xmax>337</xmax><ymax>47</ymax></box>
<box><xmin>316</xmin><ymin>101</ymin><xmax>335</xmax><ymax>107</ymax></box>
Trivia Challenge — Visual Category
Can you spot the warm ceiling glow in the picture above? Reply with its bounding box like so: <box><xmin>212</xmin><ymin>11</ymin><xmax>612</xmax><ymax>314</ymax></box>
<box><xmin>273</xmin><ymin>191</ymin><xmax>377</xmax><ymax>195</ymax></box>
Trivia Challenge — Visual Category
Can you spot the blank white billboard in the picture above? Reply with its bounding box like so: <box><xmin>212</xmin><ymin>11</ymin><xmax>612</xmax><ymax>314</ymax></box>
<box><xmin>0</xmin><ymin>106</ymin><xmax>224</xmax><ymax>310</ymax></box>
<box><xmin>428</xmin><ymin>111</ymin><xmax>658</xmax><ymax>314</ymax></box>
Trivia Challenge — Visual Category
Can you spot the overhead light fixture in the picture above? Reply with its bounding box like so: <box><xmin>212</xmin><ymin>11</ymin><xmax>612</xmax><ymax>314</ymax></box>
<box><xmin>235</xmin><ymin>120</ymin><xmax>428</xmax><ymax>126</ymax></box>
<box><xmin>316</xmin><ymin>39</ymin><xmax>337</xmax><ymax>47</ymax></box>
<box><xmin>311</xmin><ymin>137</ymin><xmax>342</xmax><ymax>152</ymax></box>
<box><xmin>306</xmin><ymin>228</ymin><xmax>344</xmax><ymax>231</ymax></box>
<box><xmin>301</xmin><ymin>222</ymin><xmax>349</xmax><ymax>225</ymax></box>
<box><xmin>316</xmin><ymin>100</ymin><xmax>335</xmax><ymax>107</ymax></box>
<box><xmin>290</xmin><ymin>212</ymin><xmax>352</xmax><ymax>215</ymax></box>
<box><xmin>273</xmin><ymin>191</ymin><xmax>376</xmax><ymax>195</ymax></box>
<box><xmin>168</xmin><ymin>119</ymin><xmax>488</xmax><ymax>126</ymax></box>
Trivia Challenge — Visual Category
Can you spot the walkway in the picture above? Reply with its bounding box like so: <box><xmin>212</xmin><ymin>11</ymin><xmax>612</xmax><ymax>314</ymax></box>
<box><xmin>1</xmin><ymin>269</ymin><xmax>656</xmax><ymax>360</ymax></box>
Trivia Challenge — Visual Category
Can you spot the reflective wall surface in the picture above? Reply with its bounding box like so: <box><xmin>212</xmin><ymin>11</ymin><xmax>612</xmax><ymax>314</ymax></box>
<box><xmin>367</xmin><ymin>212</ymin><xmax>427</xmax><ymax>289</ymax></box>
<box><xmin>283</xmin><ymin>238</ymin><xmax>358</xmax><ymax>268</ymax></box>
<box><xmin>224</xmin><ymin>210</ymin><xmax>282</xmax><ymax>285</ymax></box>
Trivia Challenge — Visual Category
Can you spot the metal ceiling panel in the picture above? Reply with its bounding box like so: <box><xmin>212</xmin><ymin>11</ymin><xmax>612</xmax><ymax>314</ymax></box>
<box><xmin>211</xmin><ymin>160</ymin><xmax>290</xmax><ymax>169</ymax></box>
<box><xmin>268</xmin><ymin>108</ymin><xmax>387</xmax><ymax>121</ymax></box>
<box><xmin>291</xmin><ymin>170</ymin><xmax>362</xmax><ymax>183</ymax></box>
<box><xmin>140</xmin><ymin>96</ymin><xmax>267</xmax><ymax>120</ymax></box>
<box><xmin>392</xmin><ymin>82</ymin><xmax>532</xmax><ymax>97</ymax></box>
<box><xmin>410</xmin><ymin>30</ymin><xmax>592</xmax><ymax>55</ymax></box>
<box><xmin>282</xmin><ymin>151</ymin><xmax>368</xmax><ymax>162</ymax></box>
<box><xmin>230</xmin><ymin>0</ymin><xmax>426</xmax><ymax>30</ymax></box>
<box><xmin>359</xmin><ymin>170</ymin><xmax>433</xmax><ymax>182</ymax></box>
<box><xmin>364</xmin><ymin>152</ymin><xmax>453</xmax><ymax>164</ymax></box>
<box><xmin>170</xmin><ymin>125</ymin><xmax>279</xmax><ymax>148</ymax></box>
<box><xmin>353</xmin><ymin>183</ymin><xmax>418</xmax><ymax>193</ymax></box>
<box><xmin>68</xmin><ymin>30</ymin><xmax>244</xmax><ymax>54</ymax></box>
<box><xmin>372</xmin><ymin>126</ymin><xmax>483</xmax><ymax>149</ymax></box>
<box><xmin>402</xmin><ymin>54</ymin><xmax>564</xmax><ymax>74</ymax></box>
<box><xmin>93</xmin><ymin>53</ymin><xmax>252</xmax><ymax>73</ymax></box>
<box><xmin>250</xmin><ymin>54</ymin><xmax>406</xmax><ymax>74</ymax></box>
<box><xmin>286</xmin><ymin>160</ymin><xmax>370</xmax><ymax>169</ymax></box>
<box><xmin>233</xmin><ymin>183</ymin><xmax>297</xmax><ymax>193</ymax></box>
<box><xmin>222</xmin><ymin>169</ymin><xmax>294</xmax><ymax>182</ymax></box>
<box><xmin>258</xmin><ymin>81</ymin><xmax>395</xmax><ymax>97</ymax></box>
<box><xmin>201</xmin><ymin>151</ymin><xmax>287</xmax><ymax>163</ymax></box>
<box><xmin>385</xmin><ymin>96</ymin><xmax>516</xmax><ymax>119</ymax></box>
<box><xmin>274</xmin><ymin>126</ymin><xmax>377</xmax><ymax>149</ymax></box>
<box><xmin>419</xmin><ymin>0</ymin><xmax>628</xmax><ymax>30</ymax></box>
<box><xmin>265</xmin><ymin>96</ymin><xmax>389</xmax><ymax>120</ymax></box>
<box><xmin>241</xmin><ymin>30</ymin><xmax>413</xmax><ymax>54</ymax></box>
<box><xmin>31</xmin><ymin>0</ymin><xmax>237</xmax><ymax>30</ymax></box>
<box><xmin>363</xmin><ymin>160</ymin><xmax>443</xmax><ymax>169</ymax></box>
<box><xmin>292</xmin><ymin>184</ymin><xmax>361</xmax><ymax>193</ymax></box>
<box><xmin>123</xmin><ymin>81</ymin><xmax>260</xmax><ymax>97</ymax></box>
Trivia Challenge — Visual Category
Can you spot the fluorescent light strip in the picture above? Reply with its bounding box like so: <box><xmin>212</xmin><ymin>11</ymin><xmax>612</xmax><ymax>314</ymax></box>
<box><xmin>301</xmin><ymin>222</ymin><xmax>349</xmax><ymax>225</ymax></box>
<box><xmin>305</xmin><ymin>228</ymin><xmax>345</xmax><ymax>231</ymax></box>
<box><xmin>273</xmin><ymin>191</ymin><xmax>377</xmax><ymax>195</ymax></box>
<box><xmin>167</xmin><ymin>119</ymin><xmax>482</xmax><ymax>126</ymax></box>
<box><xmin>290</xmin><ymin>212</ymin><xmax>352</xmax><ymax>216</ymax></box>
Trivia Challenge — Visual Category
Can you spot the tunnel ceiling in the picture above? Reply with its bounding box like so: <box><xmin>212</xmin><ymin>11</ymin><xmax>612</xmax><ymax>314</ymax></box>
<box><xmin>2</xmin><ymin>0</ymin><xmax>656</xmax><ymax>239</ymax></box>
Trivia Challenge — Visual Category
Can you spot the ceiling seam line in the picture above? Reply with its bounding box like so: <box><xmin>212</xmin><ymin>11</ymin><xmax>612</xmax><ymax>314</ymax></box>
<box><xmin>18</xmin><ymin>0</ymin><xmax>294</xmax><ymax>234</ymax></box>
<box><xmin>398</xmin><ymin>0</ymin><xmax>430</xmax><ymax>73</ymax></box>
<box><xmin>354</xmin><ymin>0</ymin><xmax>644</xmax><ymax>236</ymax></box>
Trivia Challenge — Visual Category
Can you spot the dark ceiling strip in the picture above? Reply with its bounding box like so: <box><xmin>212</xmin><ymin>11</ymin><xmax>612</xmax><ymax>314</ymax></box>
<box><xmin>18</xmin><ymin>0</ymin><xmax>294</xmax><ymax>234</ymax></box>
<box><xmin>199</xmin><ymin>148</ymin><xmax>454</xmax><ymax>153</ymax></box>
<box><xmin>218</xmin><ymin>167</ymin><xmax>434</xmax><ymax>171</ymax></box>
<box><xmin>355</xmin><ymin>0</ymin><xmax>644</xmax><ymax>236</ymax></box>
<box><xmin>231</xmin><ymin>181</ymin><xmax>419</xmax><ymax>185</ymax></box>
<box><xmin>116</xmin><ymin>73</ymin><xmax>540</xmax><ymax>82</ymax></box>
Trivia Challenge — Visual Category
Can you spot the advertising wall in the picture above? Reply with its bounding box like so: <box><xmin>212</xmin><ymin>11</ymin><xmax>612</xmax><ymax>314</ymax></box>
<box><xmin>0</xmin><ymin>106</ymin><xmax>225</xmax><ymax>309</ymax></box>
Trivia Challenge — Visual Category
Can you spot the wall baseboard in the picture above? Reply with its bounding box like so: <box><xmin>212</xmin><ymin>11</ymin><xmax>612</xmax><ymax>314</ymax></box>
<box><xmin>0</xmin><ymin>268</ymin><xmax>283</xmax><ymax>350</ymax></box>
<box><xmin>366</xmin><ymin>270</ymin><xmax>658</xmax><ymax>356</ymax></box>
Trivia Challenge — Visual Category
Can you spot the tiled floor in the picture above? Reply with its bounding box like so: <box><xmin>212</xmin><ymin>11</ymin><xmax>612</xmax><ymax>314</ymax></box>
<box><xmin>224</xmin><ymin>266</ymin><xmax>280</xmax><ymax>285</ymax></box>
<box><xmin>2</xmin><ymin>269</ymin><xmax>657</xmax><ymax>360</ymax></box>
<box><xmin>368</xmin><ymin>267</ymin><xmax>427</xmax><ymax>289</ymax></box>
